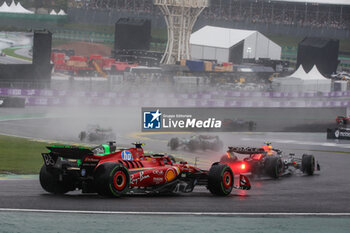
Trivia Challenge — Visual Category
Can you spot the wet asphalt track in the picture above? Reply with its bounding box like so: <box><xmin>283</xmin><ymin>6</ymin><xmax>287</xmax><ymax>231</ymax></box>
<box><xmin>0</xmin><ymin>106</ymin><xmax>350</xmax><ymax>214</ymax></box>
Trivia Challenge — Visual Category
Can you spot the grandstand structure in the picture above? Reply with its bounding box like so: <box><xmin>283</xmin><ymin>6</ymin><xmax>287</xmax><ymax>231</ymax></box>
<box><xmin>153</xmin><ymin>0</ymin><xmax>209</xmax><ymax>64</ymax></box>
<box><xmin>73</xmin><ymin>0</ymin><xmax>349</xmax><ymax>32</ymax></box>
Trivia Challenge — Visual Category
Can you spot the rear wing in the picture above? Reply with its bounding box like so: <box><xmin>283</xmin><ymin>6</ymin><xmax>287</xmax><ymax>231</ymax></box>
<box><xmin>42</xmin><ymin>146</ymin><xmax>94</xmax><ymax>167</ymax></box>
<box><xmin>46</xmin><ymin>146</ymin><xmax>93</xmax><ymax>159</ymax></box>
<box><xmin>228</xmin><ymin>147</ymin><xmax>265</xmax><ymax>154</ymax></box>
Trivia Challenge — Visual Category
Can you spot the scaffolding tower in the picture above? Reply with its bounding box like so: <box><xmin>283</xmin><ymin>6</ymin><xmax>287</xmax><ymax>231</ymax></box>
<box><xmin>154</xmin><ymin>0</ymin><xmax>209</xmax><ymax>64</ymax></box>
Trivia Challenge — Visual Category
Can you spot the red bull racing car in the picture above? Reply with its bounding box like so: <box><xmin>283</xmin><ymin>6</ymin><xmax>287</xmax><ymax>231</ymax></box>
<box><xmin>40</xmin><ymin>142</ymin><xmax>250</xmax><ymax>197</ymax></box>
<box><xmin>220</xmin><ymin>143</ymin><xmax>320</xmax><ymax>178</ymax></box>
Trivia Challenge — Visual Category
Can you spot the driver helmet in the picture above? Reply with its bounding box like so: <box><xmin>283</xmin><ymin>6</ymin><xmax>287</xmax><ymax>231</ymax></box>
<box><xmin>261</xmin><ymin>142</ymin><xmax>273</xmax><ymax>154</ymax></box>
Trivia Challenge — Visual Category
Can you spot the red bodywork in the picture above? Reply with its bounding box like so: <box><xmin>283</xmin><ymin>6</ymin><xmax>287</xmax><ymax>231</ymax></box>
<box><xmin>83</xmin><ymin>146</ymin><xmax>201</xmax><ymax>188</ymax></box>
<box><xmin>220</xmin><ymin>147</ymin><xmax>271</xmax><ymax>175</ymax></box>
<box><xmin>41</xmin><ymin>143</ymin><xmax>251</xmax><ymax>196</ymax></box>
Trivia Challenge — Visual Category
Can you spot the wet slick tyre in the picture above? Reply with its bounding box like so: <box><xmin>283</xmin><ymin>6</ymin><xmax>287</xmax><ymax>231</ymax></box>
<box><xmin>94</xmin><ymin>162</ymin><xmax>130</xmax><ymax>197</ymax></box>
<box><xmin>264</xmin><ymin>157</ymin><xmax>283</xmax><ymax>178</ymax></box>
<box><xmin>169</xmin><ymin>138</ymin><xmax>179</xmax><ymax>150</ymax></box>
<box><xmin>208</xmin><ymin>164</ymin><xmax>234</xmax><ymax>196</ymax></box>
<box><xmin>302</xmin><ymin>154</ymin><xmax>315</xmax><ymax>175</ymax></box>
<box><xmin>39</xmin><ymin>164</ymin><xmax>71</xmax><ymax>194</ymax></box>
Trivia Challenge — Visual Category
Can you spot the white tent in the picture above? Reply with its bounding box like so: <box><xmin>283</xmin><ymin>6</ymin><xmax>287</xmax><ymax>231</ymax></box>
<box><xmin>190</xmin><ymin>26</ymin><xmax>281</xmax><ymax>63</ymax></box>
<box><xmin>0</xmin><ymin>1</ymin><xmax>34</xmax><ymax>14</ymax></box>
<box><xmin>50</xmin><ymin>9</ymin><xmax>57</xmax><ymax>15</ymax></box>
<box><xmin>9</xmin><ymin>1</ymin><xmax>16</xmax><ymax>10</ymax></box>
<box><xmin>289</xmin><ymin>65</ymin><xmax>308</xmax><ymax>79</ymax></box>
<box><xmin>0</xmin><ymin>1</ymin><xmax>11</xmax><ymax>12</ymax></box>
<box><xmin>272</xmin><ymin>65</ymin><xmax>332</xmax><ymax>92</ymax></box>
<box><xmin>57</xmin><ymin>9</ymin><xmax>66</xmax><ymax>15</ymax></box>
<box><xmin>14</xmin><ymin>2</ymin><xmax>34</xmax><ymax>14</ymax></box>
<box><xmin>308</xmin><ymin>65</ymin><xmax>329</xmax><ymax>80</ymax></box>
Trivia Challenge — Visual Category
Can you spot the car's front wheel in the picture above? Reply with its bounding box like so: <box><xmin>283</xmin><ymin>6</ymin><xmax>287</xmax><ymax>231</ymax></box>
<box><xmin>208</xmin><ymin>163</ymin><xmax>234</xmax><ymax>196</ymax></box>
<box><xmin>302</xmin><ymin>154</ymin><xmax>315</xmax><ymax>176</ymax></box>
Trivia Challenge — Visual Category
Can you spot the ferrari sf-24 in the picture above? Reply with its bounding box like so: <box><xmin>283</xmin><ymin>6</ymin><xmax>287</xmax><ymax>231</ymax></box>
<box><xmin>40</xmin><ymin>142</ymin><xmax>251</xmax><ymax>197</ymax></box>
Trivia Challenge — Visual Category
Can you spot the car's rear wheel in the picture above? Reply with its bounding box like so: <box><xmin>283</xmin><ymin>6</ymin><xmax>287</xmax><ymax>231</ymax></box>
<box><xmin>94</xmin><ymin>162</ymin><xmax>130</xmax><ymax>197</ymax></box>
<box><xmin>264</xmin><ymin>157</ymin><xmax>283</xmax><ymax>178</ymax></box>
<box><xmin>208</xmin><ymin>164</ymin><xmax>234</xmax><ymax>196</ymax></box>
<box><xmin>169</xmin><ymin>138</ymin><xmax>179</xmax><ymax>150</ymax></box>
<box><xmin>188</xmin><ymin>140</ymin><xmax>198</xmax><ymax>152</ymax></box>
<box><xmin>302</xmin><ymin>154</ymin><xmax>315</xmax><ymax>175</ymax></box>
<box><xmin>39</xmin><ymin>164</ymin><xmax>72</xmax><ymax>194</ymax></box>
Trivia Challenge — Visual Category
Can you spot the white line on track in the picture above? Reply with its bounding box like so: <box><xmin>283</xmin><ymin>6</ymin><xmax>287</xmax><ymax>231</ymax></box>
<box><xmin>0</xmin><ymin>208</ymin><xmax>350</xmax><ymax>216</ymax></box>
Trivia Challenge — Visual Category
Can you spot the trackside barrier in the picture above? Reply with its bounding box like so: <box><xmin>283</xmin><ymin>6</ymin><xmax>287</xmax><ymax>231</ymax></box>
<box><xmin>1</xmin><ymin>88</ymin><xmax>350</xmax><ymax>99</ymax></box>
<box><xmin>20</xmin><ymin>96</ymin><xmax>350</xmax><ymax>108</ymax></box>
<box><xmin>1</xmin><ymin>88</ymin><xmax>350</xmax><ymax>107</ymax></box>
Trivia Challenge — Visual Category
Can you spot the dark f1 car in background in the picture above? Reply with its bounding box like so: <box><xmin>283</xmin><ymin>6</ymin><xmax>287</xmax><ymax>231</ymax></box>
<box><xmin>168</xmin><ymin>135</ymin><xmax>223</xmax><ymax>152</ymax></box>
<box><xmin>222</xmin><ymin>119</ymin><xmax>256</xmax><ymax>132</ymax></box>
<box><xmin>336</xmin><ymin>116</ymin><xmax>350</xmax><ymax>126</ymax></box>
<box><xmin>79</xmin><ymin>124</ymin><xmax>116</xmax><ymax>142</ymax></box>
<box><xmin>220</xmin><ymin>143</ymin><xmax>320</xmax><ymax>178</ymax></box>
<box><xmin>327</xmin><ymin>127</ymin><xmax>350</xmax><ymax>140</ymax></box>
<box><xmin>40</xmin><ymin>142</ymin><xmax>251</xmax><ymax>197</ymax></box>
<box><xmin>327</xmin><ymin>116</ymin><xmax>350</xmax><ymax>140</ymax></box>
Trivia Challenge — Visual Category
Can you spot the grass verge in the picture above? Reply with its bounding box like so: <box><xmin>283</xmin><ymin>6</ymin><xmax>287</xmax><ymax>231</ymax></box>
<box><xmin>2</xmin><ymin>47</ymin><xmax>32</xmax><ymax>62</ymax></box>
<box><xmin>0</xmin><ymin>135</ymin><xmax>52</xmax><ymax>174</ymax></box>
<box><xmin>0</xmin><ymin>134</ymin><xmax>184</xmax><ymax>174</ymax></box>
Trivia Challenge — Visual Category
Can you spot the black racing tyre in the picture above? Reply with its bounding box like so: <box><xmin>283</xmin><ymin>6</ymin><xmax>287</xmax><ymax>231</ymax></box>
<box><xmin>248</xmin><ymin>121</ymin><xmax>256</xmax><ymax>131</ymax></box>
<box><xmin>208</xmin><ymin>164</ymin><xmax>234</xmax><ymax>196</ymax></box>
<box><xmin>264</xmin><ymin>157</ymin><xmax>283</xmax><ymax>178</ymax></box>
<box><xmin>188</xmin><ymin>140</ymin><xmax>198</xmax><ymax>152</ymax></box>
<box><xmin>169</xmin><ymin>138</ymin><xmax>179</xmax><ymax>150</ymax></box>
<box><xmin>302</xmin><ymin>154</ymin><xmax>315</xmax><ymax>176</ymax></box>
<box><xmin>94</xmin><ymin>162</ymin><xmax>130</xmax><ymax>197</ymax></box>
<box><xmin>39</xmin><ymin>164</ymin><xmax>72</xmax><ymax>194</ymax></box>
<box><xmin>79</xmin><ymin>131</ymin><xmax>86</xmax><ymax>141</ymax></box>
<box><xmin>88</xmin><ymin>133</ymin><xmax>99</xmax><ymax>142</ymax></box>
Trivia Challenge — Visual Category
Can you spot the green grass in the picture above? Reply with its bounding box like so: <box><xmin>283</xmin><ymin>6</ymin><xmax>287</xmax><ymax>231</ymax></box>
<box><xmin>2</xmin><ymin>47</ymin><xmax>32</xmax><ymax>62</ymax></box>
<box><xmin>0</xmin><ymin>134</ymin><xmax>185</xmax><ymax>174</ymax></box>
<box><xmin>0</xmin><ymin>135</ymin><xmax>52</xmax><ymax>174</ymax></box>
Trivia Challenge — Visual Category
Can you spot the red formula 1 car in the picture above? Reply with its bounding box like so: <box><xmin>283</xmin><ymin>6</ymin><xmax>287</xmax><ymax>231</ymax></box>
<box><xmin>219</xmin><ymin>143</ymin><xmax>320</xmax><ymax>178</ymax></box>
<box><xmin>40</xmin><ymin>142</ymin><xmax>250</xmax><ymax>197</ymax></box>
<box><xmin>336</xmin><ymin>116</ymin><xmax>350</xmax><ymax>126</ymax></box>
